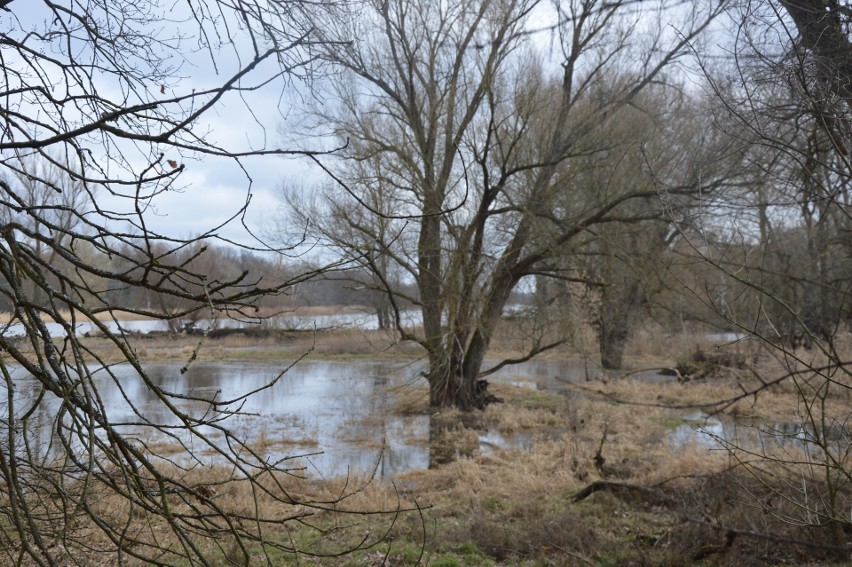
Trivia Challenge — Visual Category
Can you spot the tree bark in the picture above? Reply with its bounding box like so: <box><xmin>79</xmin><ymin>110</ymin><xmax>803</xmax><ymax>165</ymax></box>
<box><xmin>779</xmin><ymin>0</ymin><xmax>852</xmax><ymax>104</ymax></box>
<box><xmin>598</xmin><ymin>280</ymin><xmax>642</xmax><ymax>370</ymax></box>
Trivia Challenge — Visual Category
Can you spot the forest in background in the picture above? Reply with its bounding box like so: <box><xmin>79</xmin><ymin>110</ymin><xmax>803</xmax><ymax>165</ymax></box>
<box><xmin>1</xmin><ymin>0</ymin><xmax>851</xmax><ymax>564</ymax></box>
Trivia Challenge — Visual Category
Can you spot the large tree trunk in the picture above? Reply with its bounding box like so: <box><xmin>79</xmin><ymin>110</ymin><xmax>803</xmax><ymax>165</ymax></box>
<box><xmin>778</xmin><ymin>0</ymin><xmax>852</xmax><ymax>154</ymax></box>
<box><xmin>427</xmin><ymin>360</ymin><xmax>498</xmax><ymax>410</ymax></box>
<box><xmin>374</xmin><ymin>297</ymin><xmax>391</xmax><ymax>330</ymax></box>
<box><xmin>427</xmin><ymin>361</ymin><xmax>481</xmax><ymax>410</ymax></box>
<box><xmin>598</xmin><ymin>307</ymin><xmax>630</xmax><ymax>370</ymax></box>
<box><xmin>780</xmin><ymin>0</ymin><xmax>852</xmax><ymax>102</ymax></box>
<box><xmin>598</xmin><ymin>280</ymin><xmax>642</xmax><ymax>370</ymax></box>
<box><xmin>425</xmin><ymin>304</ymin><xmax>500</xmax><ymax>407</ymax></box>
<box><xmin>426</xmin><ymin>264</ymin><xmax>518</xmax><ymax>409</ymax></box>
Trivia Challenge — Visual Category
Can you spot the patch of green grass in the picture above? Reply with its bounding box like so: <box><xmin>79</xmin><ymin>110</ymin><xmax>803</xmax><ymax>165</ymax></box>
<box><xmin>455</xmin><ymin>541</ymin><xmax>493</xmax><ymax>565</ymax></box>
<box><xmin>595</xmin><ymin>554</ymin><xmax>619</xmax><ymax>567</ymax></box>
<box><xmin>430</xmin><ymin>555</ymin><xmax>462</xmax><ymax>567</ymax></box>
<box><xmin>393</xmin><ymin>542</ymin><xmax>426</xmax><ymax>564</ymax></box>
<box><xmin>516</xmin><ymin>390</ymin><xmax>565</xmax><ymax>411</ymax></box>
<box><xmin>482</xmin><ymin>496</ymin><xmax>506</xmax><ymax>511</ymax></box>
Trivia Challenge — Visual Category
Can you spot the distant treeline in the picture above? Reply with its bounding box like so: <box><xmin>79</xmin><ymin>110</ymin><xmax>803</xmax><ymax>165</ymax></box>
<box><xmin>2</xmin><ymin>224</ymin><xmax>849</xmax><ymax>343</ymax></box>
<box><xmin>0</xmin><ymin>239</ymin><xmax>417</xmax><ymax>318</ymax></box>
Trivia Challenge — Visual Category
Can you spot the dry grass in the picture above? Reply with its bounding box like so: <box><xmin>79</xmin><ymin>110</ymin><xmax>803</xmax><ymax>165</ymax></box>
<box><xmin>14</xmin><ymin>458</ymin><xmax>410</xmax><ymax>567</ymax></box>
<box><xmin>386</xmin><ymin>381</ymin><xmax>849</xmax><ymax>566</ymax></box>
<box><xmin>5</xmin><ymin>316</ymin><xmax>850</xmax><ymax>565</ymax></box>
<box><xmin>0</xmin><ymin>309</ymin><xmax>157</xmax><ymax>324</ymax></box>
<box><xmin>48</xmin><ymin>328</ymin><xmax>425</xmax><ymax>366</ymax></box>
<box><xmin>301</xmin><ymin>328</ymin><xmax>423</xmax><ymax>358</ymax></box>
<box><xmin>10</xmin><ymin>370</ymin><xmax>848</xmax><ymax>566</ymax></box>
<box><xmin>277</xmin><ymin>305</ymin><xmax>376</xmax><ymax>317</ymax></box>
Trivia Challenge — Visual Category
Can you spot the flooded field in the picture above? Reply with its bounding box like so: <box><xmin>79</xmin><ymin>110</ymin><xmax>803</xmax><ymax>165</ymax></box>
<box><xmin>5</xmin><ymin>356</ymin><xmax>834</xmax><ymax>478</ymax></box>
<box><xmin>5</xmin><ymin>359</ymin><xmax>578</xmax><ymax>476</ymax></box>
<box><xmin>0</xmin><ymin>310</ymin><xmax>420</xmax><ymax>338</ymax></box>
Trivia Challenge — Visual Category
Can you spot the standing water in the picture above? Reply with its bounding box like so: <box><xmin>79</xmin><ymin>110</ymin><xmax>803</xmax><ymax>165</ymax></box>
<box><xmin>3</xmin><ymin>353</ymin><xmax>828</xmax><ymax>477</ymax></box>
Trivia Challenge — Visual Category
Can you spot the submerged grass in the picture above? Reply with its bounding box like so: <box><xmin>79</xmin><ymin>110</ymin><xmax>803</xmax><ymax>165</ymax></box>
<box><xmin>6</xmin><ymin>321</ymin><xmax>850</xmax><ymax>565</ymax></box>
<box><xmin>67</xmin><ymin>372</ymin><xmax>844</xmax><ymax>566</ymax></box>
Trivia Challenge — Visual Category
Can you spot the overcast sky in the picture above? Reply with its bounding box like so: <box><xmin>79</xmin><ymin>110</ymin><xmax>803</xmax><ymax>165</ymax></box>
<box><xmin>4</xmin><ymin>1</ymin><xmax>331</xmax><ymax>250</ymax></box>
<box><xmin>112</xmin><ymin>61</ymin><xmax>328</xmax><ymax>249</ymax></box>
<box><xmin>5</xmin><ymin>1</ymin><xmax>727</xmax><ymax>251</ymax></box>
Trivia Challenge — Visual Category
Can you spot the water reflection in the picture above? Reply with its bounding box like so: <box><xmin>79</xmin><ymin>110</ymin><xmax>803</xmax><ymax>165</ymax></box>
<box><xmin>0</xmin><ymin>361</ymin><xmax>435</xmax><ymax>477</ymax></box>
<box><xmin>141</xmin><ymin>361</ymin><xmax>433</xmax><ymax>476</ymax></box>
<box><xmin>8</xmin><ymin>355</ymin><xmax>836</xmax><ymax>479</ymax></box>
<box><xmin>668</xmin><ymin>412</ymin><xmax>850</xmax><ymax>456</ymax></box>
<box><xmin>2</xmin><ymin>359</ymin><xmax>584</xmax><ymax>477</ymax></box>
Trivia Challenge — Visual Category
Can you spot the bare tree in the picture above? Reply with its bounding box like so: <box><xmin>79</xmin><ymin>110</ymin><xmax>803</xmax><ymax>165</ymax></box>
<box><xmin>0</xmin><ymin>1</ymin><xmax>407</xmax><ymax>565</ymax></box>
<box><xmin>296</xmin><ymin>0</ymin><xmax>727</xmax><ymax>408</ymax></box>
<box><xmin>282</xmin><ymin>176</ymin><xmax>407</xmax><ymax>330</ymax></box>
<box><xmin>666</xmin><ymin>0</ymin><xmax>852</xmax><ymax>551</ymax></box>
<box><xmin>694</xmin><ymin>0</ymin><xmax>852</xmax><ymax>345</ymax></box>
<box><xmin>0</xmin><ymin>155</ymin><xmax>88</xmax><ymax>307</ymax></box>
<box><xmin>547</xmin><ymin>85</ymin><xmax>731</xmax><ymax>369</ymax></box>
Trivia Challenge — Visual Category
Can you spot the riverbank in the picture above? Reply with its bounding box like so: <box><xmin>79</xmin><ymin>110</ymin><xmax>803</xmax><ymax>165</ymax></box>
<box><xmin>342</xmin><ymin>369</ymin><xmax>849</xmax><ymax>566</ymax></box>
<box><xmin>52</xmin><ymin>346</ymin><xmax>852</xmax><ymax>565</ymax></box>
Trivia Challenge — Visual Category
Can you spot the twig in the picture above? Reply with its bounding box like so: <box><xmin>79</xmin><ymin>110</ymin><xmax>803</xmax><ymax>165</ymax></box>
<box><xmin>683</xmin><ymin>516</ymin><xmax>852</xmax><ymax>554</ymax></box>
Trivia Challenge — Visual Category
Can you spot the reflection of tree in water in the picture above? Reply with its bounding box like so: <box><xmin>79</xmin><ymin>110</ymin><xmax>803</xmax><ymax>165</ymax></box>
<box><xmin>667</xmin><ymin>413</ymin><xmax>852</xmax><ymax>460</ymax></box>
<box><xmin>139</xmin><ymin>364</ymin><xmax>231</xmax><ymax>425</ymax></box>
<box><xmin>0</xmin><ymin>370</ymin><xmax>121</xmax><ymax>477</ymax></box>
<box><xmin>0</xmin><ymin>364</ymin><xmax>239</xmax><ymax>468</ymax></box>
<box><xmin>0</xmin><ymin>378</ymin><xmax>61</xmax><ymax>463</ymax></box>
<box><xmin>428</xmin><ymin>412</ymin><xmax>482</xmax><ymax>469</ymax></box>
<box><xmin>2</xmin><ymin>360</ymin><xmax>568</xmax><ymax>477</ymax></box>
<box><xmin>377</xmin><ymin>416</ymin><xmax>430</xmax><ymax>475</ymax></box>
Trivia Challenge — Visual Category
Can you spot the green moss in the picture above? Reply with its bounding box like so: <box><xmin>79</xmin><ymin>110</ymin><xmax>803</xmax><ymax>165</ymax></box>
<box><xmin>595</xmin><ymin>554</ymin><xmax>619</xmax><ymax>567</ymax></box>
<box><xmin>453</xmin><ymin>540</ymin><xmax>495</xmax><ymax>565</ymax></box>
<box><xmin>389</xmin><ymin>542</ymin><xmax>426</xmax><ymax>564</ymax></box>
<box><xmin>655</xmin><ymin>415</ymin><xmax>690</xmax><ymax>429</ymax></box>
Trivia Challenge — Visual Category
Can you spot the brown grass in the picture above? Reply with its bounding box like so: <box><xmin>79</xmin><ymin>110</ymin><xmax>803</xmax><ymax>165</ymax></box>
<box><xmin>14</xmin><ymin>369</ymin><xmax>847</xmax><ymax>566</ymax></box>
<box><xmin>0</xmin><ymin>309</ymin><xmax>157</xmax><ymax>324</ymax></box>
<box><xmin>50</xmin><ymin>327</ymin><xmax>426</xmax><ymax>366</ymax></box>
<box><xmin>386</xmin><ymin>381</ymin><xmax>849</xmax><ymax>565</ymax></box>
<box><xmin>5</xmin><ymin>317</ymin><xmax>850</xmax><ymax>565</ymax></box>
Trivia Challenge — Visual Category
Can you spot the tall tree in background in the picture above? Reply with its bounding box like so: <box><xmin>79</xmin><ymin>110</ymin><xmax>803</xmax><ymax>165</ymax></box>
<box><xmin>557</xmin><ymin>86</ymin><xmax>730</xmax><ymax>369</ymax></box>
<box><xmin>672</xmin><ymin>0</ymin><xmax>852</xmax><ymax>545</ymax></box>
<box><xmin>298</xmin><ymin>0</ymin><xmax>726</xmax><ymax>408</ymax></box>
<box><xmin>695</xmin><ymin>0</ymin><xmax>852</xmax><ymax>345</ymax></box>
<box><xmin>0</xmin><ymin>1</ymin><xmax>395</xmax><ymax>564</ymax></box>
<box><xmin>0</xmin><ymin>156</ymin><xmax>88</xmax><ymax>307</ymax></box>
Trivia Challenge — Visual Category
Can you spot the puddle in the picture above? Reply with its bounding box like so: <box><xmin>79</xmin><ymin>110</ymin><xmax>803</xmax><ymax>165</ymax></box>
<box><xmin>0</xmin><ymin>359</ymin><xmax>576</xmax><ymax>477</ymax></box>
<box><xmin>668</xmin><ymin>412</ymin><xmax>850</xmax><ymax>455</ymax></box>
